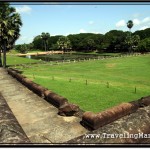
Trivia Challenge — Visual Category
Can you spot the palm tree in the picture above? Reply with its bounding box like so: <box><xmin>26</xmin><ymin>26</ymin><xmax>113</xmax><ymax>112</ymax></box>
<box><xmin>57</xmin><ymin>36</ymin><xmax>72</xmax><ymax>52</ymax></box>
<box><xmin>0</xmin><ymin>46</ymin><xmax>2</xmax><ymax>67</ymax></box>
<box><xmin>127</xmin><ymin>20</ymin><xmax>134</xmax><ymax>53</ymax></box>
<box><xmin>127</xmin><ymin>20</ymin><xmax>134</xmax><ymax>31</ymax></box>
<box><xmin>132</xmin><ymin>35</ymin><xmax>140</xmax><ymax>46</ymax></box>
<box><xmin>0</xmin><ymin>2</ymin><xmax>22</xmax><ymax>68</ymax></box>
<box><xmin>41</xmin><ymin>32</ymin><xmax>50</xmax><ymax>51</ymax></box>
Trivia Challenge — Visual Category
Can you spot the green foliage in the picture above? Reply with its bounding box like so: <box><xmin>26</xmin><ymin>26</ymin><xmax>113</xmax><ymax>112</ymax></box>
<box><xmin>32</xmin><ymin>35</ymin><xmax>43</xmax><ymax>50</ymax></box>
<box><xmin>80</xmin><ymin>37</ymin><xmax>96</xmax><ymax>52</ymax></box>
<box><xmin>133</xmin><ymin>28</ymin><xmax>150</xmax><ymax>40</ymax></box>
<box><xmin>125</xmin><ymin>34</ymin><xmax>140</xmax><ymax>52</ymax></box>
<box><xmin>0</xmin><ymin>2</ymin><xmax>22</xmax><ymax>67</ymax></box>
<box><xmin>68</xmin><ymin>33</ymin><xmax>103</xmax><ymax>51</ymax></box>
<box><xmin>15</xmin><ymin>43</ymin><xmax>33</xmax><ymax>53</ymax></box>
<box><xmin>41</xmin><ymin>32</ymin><xmax>50</xmax><ymax>51</ymax></box>
<box><xmin>25</xmin><ymin>28</ymin><xmax>150</xmax><ymax>54</ymax></box>
<box><xmin>127</xmin><ymin>20</ymin><xmax>134</xmax><ymax>29</ymax></box>
<box><xmin>137</xmin><ymin>38</ymin><xmax>150</xmax><ymax>52</ymax></box>
<box><xmin>103</xmin><ymin>30</ymin><xmax>128</xmax><ymax>52</ymax></box>
<box><xmin>48</xmin><ymin>35</ymin><xmax>63</xmax><ymax>50</ymax></box>
<box><xmin>57</xmin><ymin>36</ymin><xmax>72</xmax><ymax>51</ymax></box>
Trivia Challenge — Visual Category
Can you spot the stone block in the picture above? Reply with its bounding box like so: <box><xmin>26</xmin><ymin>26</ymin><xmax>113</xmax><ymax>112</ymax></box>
<box><xmin>27</xmin><ymin>82</ymin><xmax>46</xmax><ymax>97</ymax></box>
<box><xmin>44</xmin><ymin>90</ymin><xmax>68</xmax><ymax>108</ymax></box>
<box><xmin>139</xmin><ymin>96</ymin><xmax>150</xmax><ymax>106</ymax></box>
<box><xmin>22</xmin><ymin>78</ymin><xmax>32</xmax><ymax>86</ymax></box>
<box><xmin>58</xmin><ymin>102</ymin><xmax>79</xmax><ymax>116</ymax></box>
<box><xmin>82</xmin><ymin>102</ymin><xmax>139</xmax><ymax>130</ymax></box>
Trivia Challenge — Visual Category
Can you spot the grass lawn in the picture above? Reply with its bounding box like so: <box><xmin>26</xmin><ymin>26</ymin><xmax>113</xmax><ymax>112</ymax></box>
<box><xmin>6</xmin><ymin>55</ymin><xmax>41</xmax><ymax>66</ymax></box>
<box><xmin>12</xmin><ymin>54</ymin><xmax>150</xmax><ymax>113</ymax></box>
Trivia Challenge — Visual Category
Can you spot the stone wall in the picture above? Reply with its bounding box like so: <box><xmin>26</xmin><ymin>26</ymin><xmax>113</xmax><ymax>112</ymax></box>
<box><xmin>67</xmin><ymin>103</ymin><xmax>150</xmax><ymax>144</ymax></box>
<box><xmin>81</xmin><ymin>97</ymin><xmax>150</xmax><ymax>130</ymax></box>
<box><xmin>7</xmin><ymin>68</ymin><xmax>80</xmax><ymax>116</ymax></box>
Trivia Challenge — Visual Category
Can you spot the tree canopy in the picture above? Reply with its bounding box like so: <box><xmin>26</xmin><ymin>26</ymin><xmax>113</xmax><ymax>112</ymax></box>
<box><xmin>14</xmin><ymin>23</ymin><xmax>150</xmax><ymax>54</ymax></box>
<box><xmin>16</xmin><ymin>28</ymin><xmax>150</xmax><ymax>53</ymax></box>
<box><xmin>0</xmin><ymin>2</ymin><xmax>22</xmax><ymax>67</ymax></box>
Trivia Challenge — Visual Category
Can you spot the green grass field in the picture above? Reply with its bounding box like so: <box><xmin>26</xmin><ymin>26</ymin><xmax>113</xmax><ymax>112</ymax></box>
<box><xmin>11</xmin><ymin>54</ymin><xmax>150</xmax><ymax>113</ymax></box>
<box><xmin>6</xmin><ymin>55</ymin><xmax>41</xmax><ymax>66</ymax></box>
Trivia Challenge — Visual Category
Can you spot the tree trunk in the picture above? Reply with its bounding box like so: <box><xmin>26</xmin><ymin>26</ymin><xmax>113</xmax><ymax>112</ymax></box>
<box><xmin>129</xmin><ymin>29</ymin><xmax>132</xmax><ymax>53</ymax></box>
<box><xmin>44</xmin><ymin>40</ymin><xmax>47</xmax><ymax>52</ymax></box>
<box><xmin>0</xmin><ymin>50</ymin><xmax>2</xmax><ymax>67</ymax></box>
<box><xmin>3</xmin><ymin>41</ymin><xmax>7</xmax><ymax>68</ymax></box>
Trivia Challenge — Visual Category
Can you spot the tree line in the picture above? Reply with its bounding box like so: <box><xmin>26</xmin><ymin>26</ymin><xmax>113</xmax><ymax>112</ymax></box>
<box><xmin>15</xmin><ymin>27</ymin><xmax>150</xmax><ymax>54</ymax></box>
<box><xmin>1</xmin><ymin>2</ymin><xmax>150</xmax><ymax>68</ymax></box>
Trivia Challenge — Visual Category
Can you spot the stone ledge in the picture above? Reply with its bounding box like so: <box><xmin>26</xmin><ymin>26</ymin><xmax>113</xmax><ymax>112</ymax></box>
<box><xmin>81</xmin><ymin>96</ymin><xmax>150</xmax><ymax>130</ymax></box>
<box><xmin>44</xmin><ymin>90</ymin><xmax>68</xmax><ymax>108</ymax></box>
<box><xmin>7</xmin><ymin>68</ymin><xmax>68</xmax><ymax>107</ymax></box>
<box><xmin>66</xmin><ymin>105</ymin><xmax>150</xmax><ymax>144</ymax></box>
<box><xmin>7</xmin><ymin>68</ymin><xmax>81</xmax><ymax>116</ymax></box>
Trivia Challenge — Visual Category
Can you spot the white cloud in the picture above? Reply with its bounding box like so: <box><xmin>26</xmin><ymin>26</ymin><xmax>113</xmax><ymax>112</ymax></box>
<box><xmin>79</xmin><ymin>29</ymin><xmax>86</xmax><ymax>33</ymax></box>
<box><xmin>132</xmin><ymin>13</ymin><xmax>141</xmax><ymax>18</ymax></box>
<box><xmin>139</xmin><ymin>26</ymin><xmax>149</xmax><ymax>30</ymax></box>
<box><xmin>116</xmin><ymin>20</ymin><xmax>126</xmax><ymax>27</ymax></box>
<box><xmin>115</xmin><ymin>17</ymin><xmax>150</xmax><ymax>30</ymax></box>
<box><xmin>88</xmin><ymin>21</ymin><xmax>94</xmax><ymax>25</ymax></box>
<box><xmin>133</xmin><ymin>19</ymin><xmax>140</xmax><ymax>26</ymax></box>
<box><xmin>142</xmin><ymin>17</ymin><xmax>150</xmax><ymax>23</ymax></box>
<box><xmin>16</xmin><ymin>5</ymin><xmax>32</xmax><ymax>14</ymax></box>
<box><xmin>132</xmin><ymin>17</ymin><xmax>150</xmax><ymax>26</ymax></box>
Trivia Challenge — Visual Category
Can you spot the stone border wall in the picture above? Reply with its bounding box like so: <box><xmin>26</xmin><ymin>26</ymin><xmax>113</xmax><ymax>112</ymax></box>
<box><xmin>81</xmin><ymin>96</ymin><xmax>150</xmax><ymax>130</ymax></box>
<box><xmin>7</xmin><ymin>69</ymin><xmax>67</xmax><ymax>107</ymax></box>
<box><xmin>67</xmin><ymin>104</ymin><xmax>150</xmax><ymax>144</ymax></box>
<box><xmin>7</xmin><ymin>68</ymin><xmax>80</xmax><ymax>116</ymax></box>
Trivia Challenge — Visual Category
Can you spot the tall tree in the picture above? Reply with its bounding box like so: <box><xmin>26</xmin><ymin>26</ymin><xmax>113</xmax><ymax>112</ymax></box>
<box><xmin>32</xmin><ymin>35</ymin><xmax>43</xmax><ymax>50</ymax></box>
<box><xmin>132</xmin><ymin>35</ymin><xmax>140</xmax><ymax>48</ymax></box>
<box><xmin>127</xmin><ymin>20</ymin><xmax>134</xmax><ymax>31</ymax></box>
<box><xmin>0</xmin><ymin>45</ymin><xmax>2</xmax><ymax>67</ymax></box>
<box><xmin>0</xmin><ymin>2</ymin><xmax>22</xmax><ymax>68</ymax></box>
<box><xmin>133</xmin><ymin>28</ymin><xmax>150</xmax><ymax>40</ymax></box>
<box><xmin>41</xmin><ymin>32</ymin><xmax>50</xmax><ymax>51</ymax></box>
<box><xmin>125</xmin><ymin>34</ymin><xmax>140</xmax><ymax>52</ymax></box>
<box><xmin>57</xmin><ymin>36</ymin><xmax>72</xmax><ymax>52</ymax></box>
<box><xmin>127</xmin><ymin>20</ymin><xmax>134</xmax><ymax>53</ymax></box>
<box><xmin>137</xmin><ymin>38</ymin><xmax>150</xmax><ymax>53</ymax></box>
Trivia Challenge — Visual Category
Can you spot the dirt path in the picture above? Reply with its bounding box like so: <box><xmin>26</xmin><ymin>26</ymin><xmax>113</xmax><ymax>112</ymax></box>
<box><xmin>16</xmin><ymin>51</ymin><xmax>64</xmax><ymax>56</ymax></box>
<box><xmin>0</xmin><ymin>68</ymin><xmax>88</xmax><ymax>144</ymax></box>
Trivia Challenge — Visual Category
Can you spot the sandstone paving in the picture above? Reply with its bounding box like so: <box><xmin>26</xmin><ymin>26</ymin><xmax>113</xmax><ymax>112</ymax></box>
<box><xmin>67</xmin><ymin>105</ymin><xmax>150</xmax><ymax>144</ymax></box>
<box><xmin>0</xmin><ymin>93</ymin><xmax>30</xmax><ymax>144</ymax></box>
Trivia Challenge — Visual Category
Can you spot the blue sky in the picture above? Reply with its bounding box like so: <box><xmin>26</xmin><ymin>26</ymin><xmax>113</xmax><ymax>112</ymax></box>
<box><xmin>10</xmin><ymin>2</ymin><xmax>150</xmax><ymax>44</ymax></box>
